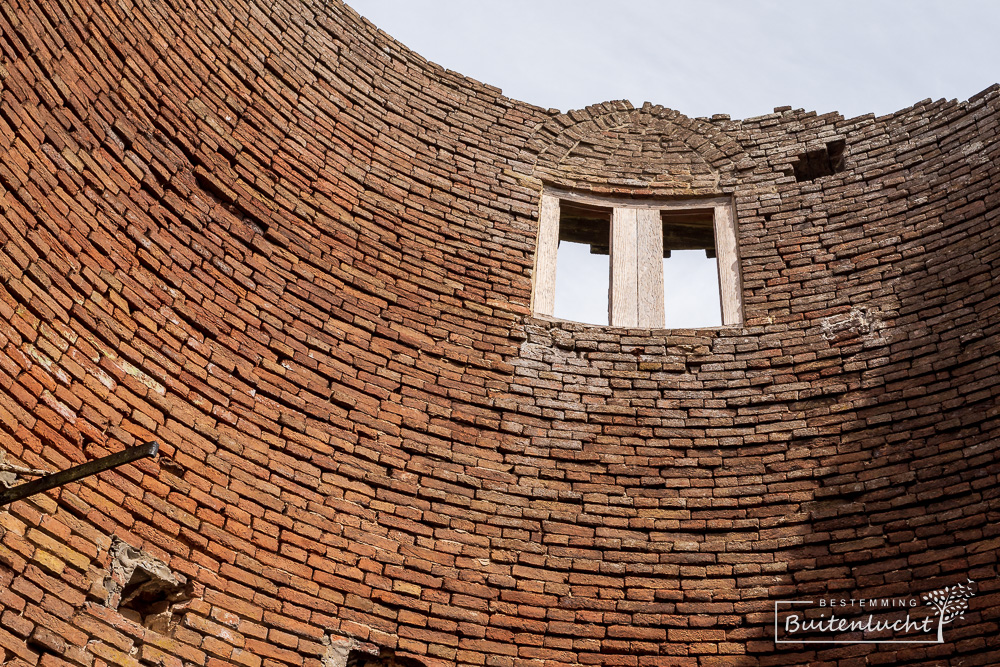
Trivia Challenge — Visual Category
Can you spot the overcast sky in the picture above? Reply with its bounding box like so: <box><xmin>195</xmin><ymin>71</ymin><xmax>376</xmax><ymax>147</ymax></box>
<box><xmin>348</xmin><ymin>1</ymin><xmax>1000</xmax><ymax>325</ymax></box>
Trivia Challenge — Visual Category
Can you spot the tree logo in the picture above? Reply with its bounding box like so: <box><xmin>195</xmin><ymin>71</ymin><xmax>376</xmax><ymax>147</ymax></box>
<box><xmin>775</xmin><ymin>578</ymin><xmax>977</xmax><ymax>644</ymax></box>
<box><xmin>922</xmin><ymin>579</ymin><xmax>976</xmax><ymax>643</ymax></box>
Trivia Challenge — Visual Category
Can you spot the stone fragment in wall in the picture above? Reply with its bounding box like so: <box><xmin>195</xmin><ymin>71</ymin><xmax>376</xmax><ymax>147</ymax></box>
<box><xmin>517</xmin><ymin>324</ymin><xmax>580</xmax><ymax>361</ymax></box>
<box><xmin>321</xmin><ymin>633</ymin><xmax>379</xmax><ymax>667</ymax></box>
<box><xmin>820</xmin><ymin>307</ymin><xmax>881</xmax><ymax>343</ymax></box>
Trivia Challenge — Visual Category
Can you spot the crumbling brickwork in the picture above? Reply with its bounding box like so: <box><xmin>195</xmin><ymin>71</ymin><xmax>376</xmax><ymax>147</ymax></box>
<box><xmin>0</xmin><ymin>1</ymin><xmax>997</xmax><ymax>666</ymax></box>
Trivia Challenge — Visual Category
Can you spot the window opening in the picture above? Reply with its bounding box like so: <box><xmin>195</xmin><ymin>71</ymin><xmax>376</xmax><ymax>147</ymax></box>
<box><xmin>661</xmin><ymin>209</ymin><xmax>722</xmax><ymax>328</ymax></box>
<box><xmin>533</xmin><ymin>192</ymin><xmax>742</xmax><ymax>328</ymax></box>
<box><xmin>663</xmin><ymin>250</ymin><xmax>722</xmax><ymax>327</ymax></box>
<box><xmin>553</xmin><ymin>202</ymin><xmax>610</xmax><ymax>325</ymax></box>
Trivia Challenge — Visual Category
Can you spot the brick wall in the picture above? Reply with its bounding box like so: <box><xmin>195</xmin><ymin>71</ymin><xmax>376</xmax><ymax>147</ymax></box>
<box><xmin>0</xmin><ymin>1</ymin><xmax>997</xmax><ymax>666</ymax></box>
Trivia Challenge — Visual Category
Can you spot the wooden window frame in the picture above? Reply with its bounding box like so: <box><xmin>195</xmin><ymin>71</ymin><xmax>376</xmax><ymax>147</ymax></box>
<box><xmin>532</xmin><ymin>189</ymin><xmax>743</xmax><ymax>327</ymax></box>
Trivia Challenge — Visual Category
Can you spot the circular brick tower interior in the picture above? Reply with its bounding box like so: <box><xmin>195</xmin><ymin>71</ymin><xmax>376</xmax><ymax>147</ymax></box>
<box><xmin>0</xmin><ymin>1</ymin><xmax>998</xmax><ymax>666</ymax></box>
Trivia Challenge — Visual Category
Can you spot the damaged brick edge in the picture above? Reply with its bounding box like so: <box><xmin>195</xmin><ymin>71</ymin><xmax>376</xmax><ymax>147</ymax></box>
<box><xmin>0</xmin><ymin>451</ymin><xmax>50</xmax><ymax>490</ymax></box>
<box><xmin>321</xmin><ymin>633</ymin><xmax>379</xmax><ymax>667</ymax></box>
<box><xmin>322</xmin><ymin>635</ymin><xmax>431</xmax><ymax>667</ymax></box>
<box><xmin>97</xmin><ymin>536</ymin><xmax>188</xmax><ymax>611</ymax></box>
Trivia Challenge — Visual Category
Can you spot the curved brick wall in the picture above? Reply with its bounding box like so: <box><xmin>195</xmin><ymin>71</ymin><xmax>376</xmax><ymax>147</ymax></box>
<box><xmin>0</xmin><ymin>1</ymin><xmax>998</xmax><ymax>666</ymax></box>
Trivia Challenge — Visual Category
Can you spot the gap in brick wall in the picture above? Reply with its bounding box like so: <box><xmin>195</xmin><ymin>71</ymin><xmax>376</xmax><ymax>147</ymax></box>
<box><xmin>100</xmin><ymin>537</ymin><xmax>191</xmax><ymax>636</ymax></box>
<box><xmin>118</xmin><ymin>567</ymin><xmax>186</xmax><ymax>634</ymax></box>
<box><xmin>793</xmin><ymin>139</ymin><xmax>847</xmax><ymax>182</ymax></box>
<box><xmin>346</xmin><ymin>649</ymin><xmax>427</xmax><ymax>667</ymax></box>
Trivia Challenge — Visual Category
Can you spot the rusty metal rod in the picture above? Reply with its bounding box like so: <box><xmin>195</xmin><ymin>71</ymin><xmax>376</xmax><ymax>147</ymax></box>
<box><xmin>0</xmin><ymin>441</ymin><xmax>159</xmax><ymax>506</ymax></box>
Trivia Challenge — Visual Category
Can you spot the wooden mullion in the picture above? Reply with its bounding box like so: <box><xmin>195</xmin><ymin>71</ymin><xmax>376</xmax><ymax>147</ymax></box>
<box><xmin>637</xmin><ymin>208</ymin><xmax>664</xmax><ymax>328</ymax></box>
<box><xmin>610</xmin><ymin>207</ymin><xmax>638</xmax><ymax>327</ymax></box>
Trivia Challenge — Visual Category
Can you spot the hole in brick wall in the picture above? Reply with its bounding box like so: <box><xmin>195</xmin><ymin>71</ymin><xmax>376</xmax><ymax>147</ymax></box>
<box><xmin>793</xmin><ymin>139</ymin><xmax>847</xmax><ymax>182</ymax></box>
<box><xmin>347</xmin><ymin>650</ymin><xmax>426</xmax><ymax>667</ymax></box>
<box><xmin>118</xmin><ymin>570</ymin><xmax>188</xmax><ymax>633</ymax></box>
<box><xmin>827</xmin><ymin>139</ymin><xmax>847</xmax><ymax>172</ymax></box>
<box><xmin>99</xmin><ymin>537</ymin><xmax>190</xmax><ymax>634</ymax></box>
<box><xmin>322</xmin><ymin>634</ymin><xmax>423</xmax><ymax>667</ymax></box>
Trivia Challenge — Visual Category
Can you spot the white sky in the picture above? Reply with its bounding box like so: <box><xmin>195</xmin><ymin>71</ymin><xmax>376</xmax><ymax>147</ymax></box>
<box><xmin>349</xmin><ymin>0</ymin><xmax>1000</xmax><ymax>326</ymax></box>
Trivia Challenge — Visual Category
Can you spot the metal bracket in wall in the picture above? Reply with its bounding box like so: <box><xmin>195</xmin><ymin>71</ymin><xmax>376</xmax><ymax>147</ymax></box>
<box><xmin>0</xmin><ymin>441</ymin><xmax>159</xmax><ymax>507</ymax></box>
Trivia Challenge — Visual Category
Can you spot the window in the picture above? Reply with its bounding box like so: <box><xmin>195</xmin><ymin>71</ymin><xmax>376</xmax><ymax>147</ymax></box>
<box><xmin>532</xmin><ymin>190</ymin><xmax>742</xmax><ymax>327</ymax></box>
<box><xmin>553</xmin><ymin>201</ymin><xmax>610</xmax><ymax>325</ymax></box>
